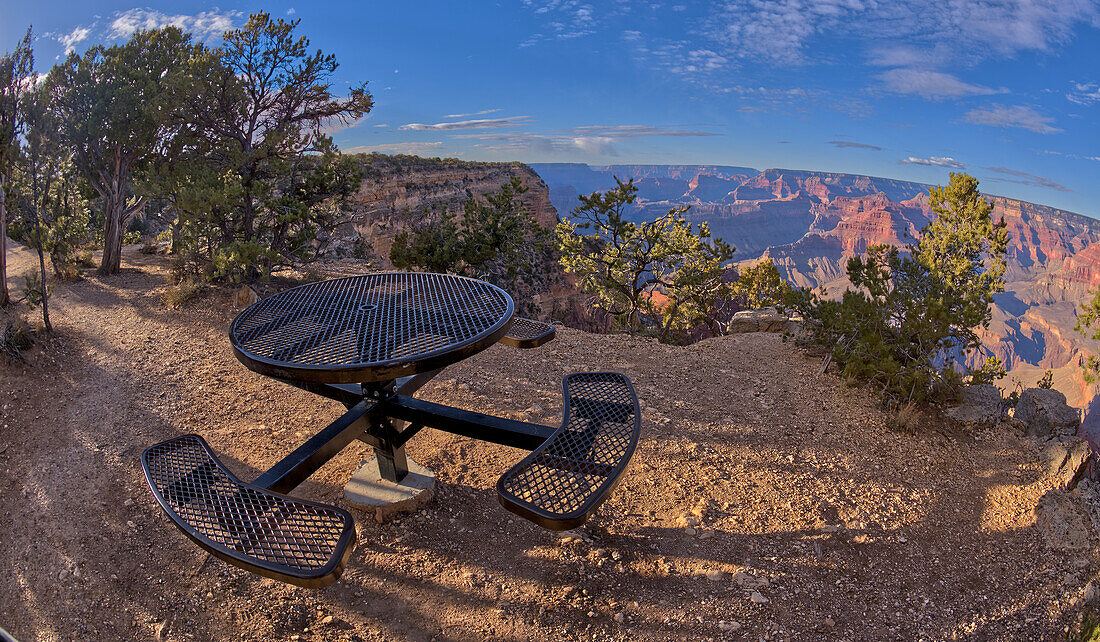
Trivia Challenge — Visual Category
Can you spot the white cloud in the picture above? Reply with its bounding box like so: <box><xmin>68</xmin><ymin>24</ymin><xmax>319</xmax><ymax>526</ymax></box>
<box><xmin>964</xmin><ymin>104</ymin><xmax>1063</xmax><ymax>134</ymax></box>
<box><xmin>108</xmin><ymin>8</ymin><xmax>241</xmax><ymax>41</ymax></box>
<box><xmin>58</xmin><ymin>26</ymin><xmax>91</xmax><ymax>54</ymax></box>
<box><xmin>373</xmin><ymin>123</ymin><xmax>389</xmax><ymax>128</ymax></box>
<box><xmin>400</xmin><ymin>116</ymin><xmax>532</xmax><ymax>131</ymax></box>
<box><xmin>1067</xmin><ymin>81</ymin><xmax>1100</xmax><ymax>105</ymax></box>
<box><xmin>877</xmin><ymin>69</ymin><xmax>1002</xmax><ymax>100</ymax></box>
<box><xmin>572</xmin><ymin>136</ymin><xmax>616</xmax><ymax>155</ymax></box>
<box><xmin>900</xmin><ymin>156</ymin><xmax>966</xmax><ymax>168</ymax></box>
<box><xmin>286</xmin><ymin>8</ymin><xmax>296</xmax><ymax>15</ymax></box>
<box><xmin>443</xmin><ymin>108</ymin><xmax>501</xmax><ymax>119</ymax></box>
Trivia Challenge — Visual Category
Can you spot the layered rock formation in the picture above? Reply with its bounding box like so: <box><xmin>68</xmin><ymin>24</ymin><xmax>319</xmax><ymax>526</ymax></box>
<box><xmin>532</xmin><ymin>163</ymin><xmax>1100</xmax><ymax>408</ymax></box>
<box><xmin>341</xmin><ymin>154</ymin><xmax>556</xmax><ymax>262</ymax></box>
<box><xmin>332</xmin><ymin>154</ymin><xmax>574</xmax><ymax>319</ymax></box>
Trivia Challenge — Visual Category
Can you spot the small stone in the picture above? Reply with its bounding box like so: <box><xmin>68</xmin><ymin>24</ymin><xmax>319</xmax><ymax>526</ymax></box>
<box><xmin>124</xmin><ymin>498</ymin><xmax>134</xmax><ymax>507</ymax></box>
<box><xmin>58</xmin><ymin>569</ymin><xmax>69</xmax><ymax>581</ymax></box>
<box><xmin>705</xmin><ymin>569</ymin><xmax>725</xmax><ymax>582</ymax></box>
<box><xmin>206</xmin><ymin>592</ymin><xmax>213</xmax><ymax>599</ymax></box>
<box><xmin>699</xmin><ymin>529</ymin><xmax>715</xmax><ymax>539</ymax></box>
<box><xmin>678</xmin><ymin>515</ymin><xmax>701</xmax><ymax>527</ymax></box>
<box><xmin>613</xmin><ymin>612</ymin><xmax>625</xmax><ymax>623</ymax></box>
<box><xmin>611</xmin><ymin>551</ymin><xmax>622</xmax><ymax>561</ymax></box>
<box><xmin>684</xmin><ymin>527</ymin><xmax>697</xmax><ymax>536</ymax></box>
<box><xmin>127</xmin><ymin>521</ymin><xmax>138</xmax><ymax>530</ymax></box>
<box><xmin>718</xmin><ymin>620</ymin><xmax>742</xmax><ymax>632</ymax></box>
<box><xmin>824</xmin><ymin>617</ymin><xmax>836</xmax><ymax>627</ymax></box>
<box><xmin>750</xmin><ymin>591</ymin><xmax>769</xmax><ymax>604</ymax></box>
<box><xmin>1085</xmin><ymin>581</ymin><xmax>1100</xmax><ymax>605</ymax></box>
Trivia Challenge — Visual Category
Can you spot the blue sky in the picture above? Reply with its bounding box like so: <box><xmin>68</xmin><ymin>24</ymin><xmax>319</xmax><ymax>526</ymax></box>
<box><xmin>3</xmin><ymin>1</ymin><xmax>1099</xmax><ymax>216</ymax></box>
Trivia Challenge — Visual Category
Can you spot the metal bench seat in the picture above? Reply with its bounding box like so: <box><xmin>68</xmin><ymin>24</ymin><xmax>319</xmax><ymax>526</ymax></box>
<box><xmin>499</xmin><ymin>316</ymin><xmax>556</xmax><ymax>349</ymax></box>
<box><xmin>497</xmin><ymin>371</ymin><xmax>640</xmax><ymax>530</ymax></box>
<box><xmin>141</xmin><ymin>434</ymin><xmax>356</xmax><ymax>587</ymax></box>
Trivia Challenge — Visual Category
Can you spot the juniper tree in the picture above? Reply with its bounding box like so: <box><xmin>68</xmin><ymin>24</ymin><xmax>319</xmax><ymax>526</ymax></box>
<box><xmin>806</xmin><ymin>172</ymin><xmax>1008</xmax><ymax>404</ymax></box>
<box><xmin>556</xmin><ymin>177</ymin><xmax>734</xmax><ymax>340</ymax></box>
<box><xmin>0</xmin><ymin>28</ymin><xmax>33</xmax><ymax>306</ymax></box>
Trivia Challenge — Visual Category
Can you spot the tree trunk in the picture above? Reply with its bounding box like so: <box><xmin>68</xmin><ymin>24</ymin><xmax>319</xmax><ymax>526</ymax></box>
<box><xmin>100</xmin><ymin>197</ymin><xmax>123</xmax><ymax>275</ymax></box>
<box><xmin>0</xmin><ymin>174</ymin><xmax>9</xmax><ymax>306</ymax></box>
<box><xmin>35</xmin><ymin>246</ymin><xmax>51</xmax><ymax>332</ymax></box>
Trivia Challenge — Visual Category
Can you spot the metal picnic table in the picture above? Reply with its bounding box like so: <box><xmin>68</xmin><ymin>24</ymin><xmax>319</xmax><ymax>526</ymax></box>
<box><xmin>140</xmin><ymin>272</ymin><xmax>641</xmax><ymax>587</ymax></box>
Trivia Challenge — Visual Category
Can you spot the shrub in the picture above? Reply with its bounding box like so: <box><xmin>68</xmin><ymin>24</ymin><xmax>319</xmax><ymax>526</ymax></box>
<box><xmin>163</xmin><ymin>278</ymin><xmax>205</xmax><ymax>308</ymax></box>
<box><xmin>732</xmin><ymin>258</ymin><xmax>793</xmax><ymax>310</ymax></box>
<box><xmin>1</xmin><ymin>319</ymin><xmax>34</xmax><ymax>362</ymax></box>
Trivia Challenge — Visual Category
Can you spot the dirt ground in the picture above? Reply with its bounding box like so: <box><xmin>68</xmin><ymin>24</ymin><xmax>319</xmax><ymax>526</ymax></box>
<box><xmin>0</xmin><ymin>244</ymin><xmax>1096</xmax><ymax>641</ymax></box>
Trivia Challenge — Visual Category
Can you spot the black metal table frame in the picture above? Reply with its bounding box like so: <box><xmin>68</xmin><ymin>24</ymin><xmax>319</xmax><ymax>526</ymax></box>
<box><xmin>250</xmin><ymin>368</ymin><xmax>556</xmax><ymax>494</ymax></box>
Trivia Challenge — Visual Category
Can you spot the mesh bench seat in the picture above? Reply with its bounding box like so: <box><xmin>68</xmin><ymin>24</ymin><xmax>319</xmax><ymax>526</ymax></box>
<box><xmin>499</xmin><ymin>317</ymin><xmax>556</xmax><ymax>349</ymax></box>
<box><xmin>141</xmin><ymin>434</ymin><xmax>356</xmax><ymax>587</ymax></box>
<box><xmin>497</xmin><ymin>371</ymin><xmax>640</xmax><ymax>530</ymax></box>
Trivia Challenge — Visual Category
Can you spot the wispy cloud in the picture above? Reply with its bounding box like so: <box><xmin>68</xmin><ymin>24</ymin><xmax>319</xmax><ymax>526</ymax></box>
<box><xmin>1067</xmin><ymin>81</ymin><xmax>1100</xmax><ymax>106</ymax></box>
<box><xmin>1039</xmin><ymin>149</ymin><xmax>1100</xmax><ymax>162</ymax></box>
<box><xmin>400</xmin><ymin>116</ymin><xmax>532</xmax><ymax>131</ymax></box>
<box><xmin>443</xmin><ymin>108</ymin><xmax>502</xmax><ymax>119</ymax></box>
<box><xmin>901</xmin><ymin>155</ymin><xmax>966</xmax><ymax>168</ymax></box>
<box><xmin>344</xmin><ymin>142</ymin><xmax>453</xmax><ymax>156</ymax></box>
<box><xmin>827</xmin><ymin>140</ymin><xmax>883</xmax><ymax>151</ymax></box>
<box><xmin>877</xmin><ymin>68</ymin><xmax>1003</xmax><ymax>100</ymax></box>
<box><xmin>565</xmin><ymin>125</ymin><xmax>719</xmax><ymax>138</ymax></box>
<box><xmin>983</xmin><ymin>166</ymin><xmax>1072</xmax><ymax>192</ymax></box>
<box><xmin>58</xmin><ymin>26</ymin><xmax>91</xmax><ymax>54</ymax></box>
<box><xmin>107</xmin><ymin>8</ymin><xmax>241</xmax><ymax>40</ymax></box>
<box><xmin>963</xmin><ymin>105</ymin><xmax>1063</xmax><ymax>134</ymax></box>
<box><xmin>699</xmin><ymin>0</ymin><xmax>1100</xmax><ymax>67</ymax></box>
<box><xmin>453</xmin><ymin>123</ymin><xmax>721</xmax><ymax>156</ymax></box>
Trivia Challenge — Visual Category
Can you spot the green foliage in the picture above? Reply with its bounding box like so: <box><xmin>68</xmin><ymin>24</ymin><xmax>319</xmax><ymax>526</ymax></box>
<box><xmin>803</xmin><ymin>173</ymin><xmax>1009</xmax><ymax>404</ymax></box>
<box><xmin>732</xmin><ymin>258</ymin><xmax>793</xmax><ymax>309</ymax></box>
<box><xmin>1038</xmin><ymin>370</ymin><xmax>1055</xmax><ymax>389</ymax></box>
<box><xmin>556</xmin><ymin>177</ymin><xmax>734</xmax><ymax>342</ymax></box>
<box><xmin>390</xmin><ymin>177</ymin><xmax>556</xmax><ymax>316</ymax></box>
<box><xmin>0</xmin><ymin>28</ymin><xmax>35</xmax><ymax>307</ymax></box>
<box><xmin>1075</xmin><ymin>288</ymin><xmax>1100</xmax><ymax>385</ymax></box>
<box><xmin>20</xmin><ymin>269</ymin><xmax>53</xmax><ymax>309</ymax></box>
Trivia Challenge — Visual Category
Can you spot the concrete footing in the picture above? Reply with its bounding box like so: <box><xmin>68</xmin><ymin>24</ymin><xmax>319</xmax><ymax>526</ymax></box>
<box><xmin>344</xmin><ymin>456</ymin><xmax>435</xmax><ymax>523</ymax></box>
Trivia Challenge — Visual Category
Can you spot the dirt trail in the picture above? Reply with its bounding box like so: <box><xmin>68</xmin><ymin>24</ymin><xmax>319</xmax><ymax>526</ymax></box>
<box><xmin>0</xmin><ymin>248</ymin><xmax>1095</xmax><ymax>641</ymax></box>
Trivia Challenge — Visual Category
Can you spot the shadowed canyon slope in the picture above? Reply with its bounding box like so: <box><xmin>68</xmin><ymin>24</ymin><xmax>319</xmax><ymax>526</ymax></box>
<box><xmin>531</xmin><ymin>163</ymin><xmax>1100</xmax><ymax>408</ymax></box>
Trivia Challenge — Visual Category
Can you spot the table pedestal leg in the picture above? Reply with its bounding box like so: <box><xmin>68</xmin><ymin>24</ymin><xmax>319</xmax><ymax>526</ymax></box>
<box><xmin>374</xmin><ymin>443</ymin><xmax>409</xmax><ymax>483</ymax></box>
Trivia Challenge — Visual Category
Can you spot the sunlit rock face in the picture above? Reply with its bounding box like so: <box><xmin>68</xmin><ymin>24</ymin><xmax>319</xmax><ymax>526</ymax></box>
<box><xmin>531</xmin><ymin>163</ymin><xmax>1100</xmax><ymax>408</ymax></box>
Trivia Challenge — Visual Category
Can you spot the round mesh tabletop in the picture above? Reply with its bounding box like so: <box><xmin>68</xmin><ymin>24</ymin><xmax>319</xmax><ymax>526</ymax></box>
<box><xmin>229</xmin><ymin>273</ymin><xmax>514</xmax><ymax>383</ymax></box>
